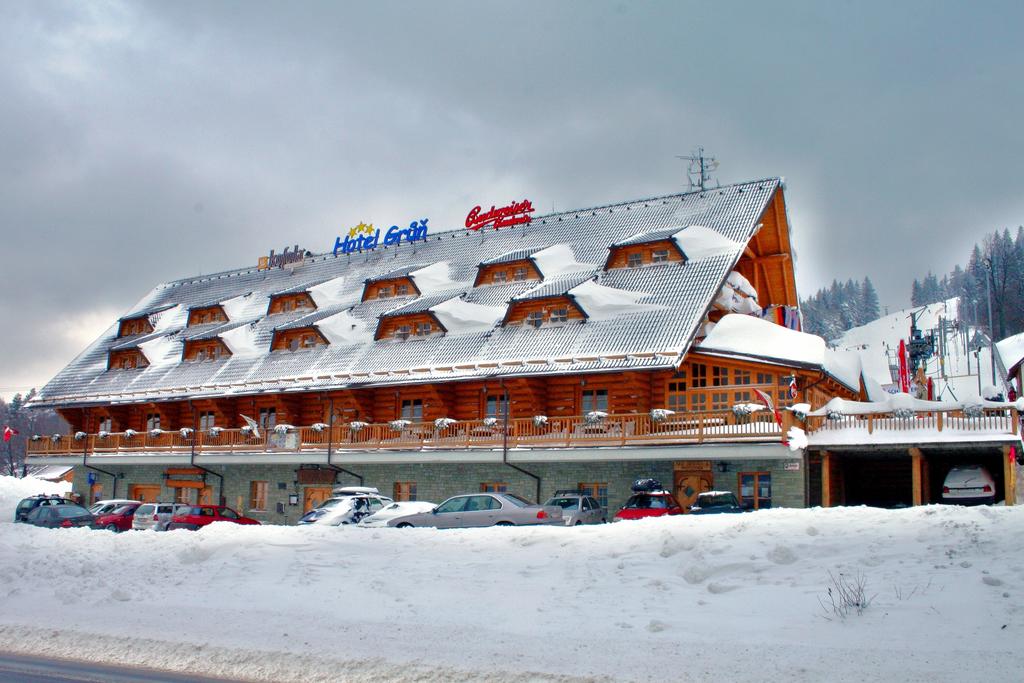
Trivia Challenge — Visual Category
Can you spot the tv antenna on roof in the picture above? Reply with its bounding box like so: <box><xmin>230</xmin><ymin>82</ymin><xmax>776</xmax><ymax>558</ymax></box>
<box><xmin>676</xmin><ymin>147</ymin><xmax>719</xmax><ymax>191</ymax></box>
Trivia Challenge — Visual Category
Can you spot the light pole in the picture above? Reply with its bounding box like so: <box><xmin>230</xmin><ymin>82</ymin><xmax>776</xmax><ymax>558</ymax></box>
<box><xmin>984</xmin><ymin>258</ymin><xmax>997</xmax><ymax>386</ymax></box>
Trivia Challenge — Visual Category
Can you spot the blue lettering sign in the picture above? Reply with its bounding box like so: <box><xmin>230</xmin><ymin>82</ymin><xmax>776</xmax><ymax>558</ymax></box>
<box><xmin>333</xmin><ymin>219</ymin><xmax>428</xmax><ymax>256</ymax></box>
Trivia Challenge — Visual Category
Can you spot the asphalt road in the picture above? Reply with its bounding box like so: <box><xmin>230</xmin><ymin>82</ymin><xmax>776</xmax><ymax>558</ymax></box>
<box><xmin>0</xmin><ymin>652</ymin><xmax>247</xmax><ymax>683</ymax></box>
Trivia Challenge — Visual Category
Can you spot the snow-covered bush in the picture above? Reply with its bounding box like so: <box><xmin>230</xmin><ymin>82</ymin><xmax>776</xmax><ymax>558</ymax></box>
<box><xmin>826</xmin><ymin>410</ymin><xmax>844</xmax><ymax>421</ymax></box>
<box><xmin>179</xmin><ymin>427</ymin><xmax>193</xmax><ymax>438</ymax></box>
<box><xmin>892</xmin><ymin>408</ymin><xmax>914</xmax><ymax>420</ymax></box>
<box><xmin>584</xmin><ymin>411</ymin><xmax>608</xmax><ymax>425</ymax></box>
<box><xmin>311</xmin><ymin>422</ymin><xmax>330</xmax><ymax>433</ymax></box>
<box><xmin>389</xmin><ymin>419</ymin><xmax>411</xmax><ymax>432</ymax></box>
<box><xmin>207</xmin><ymin>426</ymin><xmax>223</xmax><ymax>437</ymax></box>
<box><xmin>819</xmin><ymin>570</ymin><xmax>873</xmax><ymax>620</ymax></box>
<box><xmin>97</xmin><ymin>431</ymin><xmax>111</xmax><ymax>439</ymax></box>
<box><xmin>482</xmin><ymin>417</ymin><xmax>499</xmax><ymax>427</ymax></box>
<box><xmin>30</xmin><ymin>434</ymin><xmax>42</xmax><ymax>442</ymax></box>
<box><xmin>51</xmin><ymin>434</ymin><xmax>62</xmax><ymax>443</ymax></box>
<box><xmin>74</xmin><ymin>431</ymin><xmax>87</xmax><ymax>441</ymax></box>
<box><xmin>789</xmin><ymin>403</ymin><xmax>811</xmax><ymax>421</ymax></box>
<box><xmin>149</xmin><ymin>428</ymin><xmax>164</xmax><ymax>437</ymax></box>
<box><xmin>273</xmin><ymin>424</ymin><xmax>295</xmax><ymax>434</ymax></box>
<box><xmin>532</xmin><ymin>415</ymin><xmax>548</xmax><ymax>428</ymax></box>
<box><xmin>732</xmin><ymin>404</ymin><xmax>754</xmax><ymax>418</ymax></box>
<box><xmin>124</xmin><ymin>429</ymin><xmax>137</xmax><ymax>439</ymax></box>
<box><xmin>649</xmin><ymin>408</ymin><xmax>675</xmax><ymax>422</ymax></box>
<box><xmin>240</xmin><ymin>425</ymin><xmax>255</xmax><ymax>435</ymax></box>
<box><xmin>349</xmin><ymin>421</ymin><xmax>368</xmax><ymax>433</ymax></box>
<box><xmin>434</xmin><ymin>417</ymin><xmax>457</xmax><ymax>430</ymax></box>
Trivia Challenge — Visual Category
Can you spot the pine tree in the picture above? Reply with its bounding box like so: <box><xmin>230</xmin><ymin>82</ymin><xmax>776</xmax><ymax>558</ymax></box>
<box><xmin>861</xmin><ymin>277</ymin><xmax>880</xmax><ymax>322</ymax></box>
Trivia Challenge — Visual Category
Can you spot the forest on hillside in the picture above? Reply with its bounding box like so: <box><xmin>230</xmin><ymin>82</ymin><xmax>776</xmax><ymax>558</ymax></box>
<box><xmin>801</xmin><ymin>226</ymin><xmax>1024</xmax><ymax>344</ymax></box>
<box><xmin>0</xmin><ymin>391</ymin><xmax>67</xmax><ymax>476</ymax></box>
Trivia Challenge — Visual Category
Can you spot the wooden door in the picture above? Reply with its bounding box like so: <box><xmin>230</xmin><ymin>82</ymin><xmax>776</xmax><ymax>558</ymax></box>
<box><xmin>673</xmin><ymin>465</ymin><xmax>713</xmax><ymax>512</ymax></box>
<box><xmin>304</xmin><ymin>486</ymin><xmax>333</xmax><ymax>512</ymax></box>
<box><xmin>130</xmin><ymin>484</ymin><xmax>162</xmax><ymax>503</ymax></box>
<box><xmin>90</xmin><ymin>483</ymin><xmax>103</xmax><ymax>504</ymax></box>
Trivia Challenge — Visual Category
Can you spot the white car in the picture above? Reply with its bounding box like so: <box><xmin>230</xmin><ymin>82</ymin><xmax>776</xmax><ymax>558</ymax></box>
<box><xmin>132</xmin><ymin>502</ymin><xmax>190</xmax><ymax>531</ymax></box>
<box><xmin>359</xmin><ymin>501</ymin><xmax>437</xmax><ymax>527</ymax></box>
<box><xmin>89</xmin><ymin>499</ymin><xmax>140</xmax><ymax>515</ymax></box>
<box><xmin>312</xmin><ymin>494</ymin><xmax>394</xmax><ymax>526</ymax></box>
<box><xmin>942</xmin><ymin>465</ymin><xmax>996</xmax><ymax>505</ymax></box>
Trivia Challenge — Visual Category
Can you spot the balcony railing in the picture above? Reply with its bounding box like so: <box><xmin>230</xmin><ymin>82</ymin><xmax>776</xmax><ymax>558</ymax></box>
<box><xmin>26</xmin><ymin>410</ymin><xmax>785</xmax><ymax>457</ymax></box>
<box><xmin>804</xmin><ymin>408</ymin><xmax>1020</xmax><ymax>437</ymax></box>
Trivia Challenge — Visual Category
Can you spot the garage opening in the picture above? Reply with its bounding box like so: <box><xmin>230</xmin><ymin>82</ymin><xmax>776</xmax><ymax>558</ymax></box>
<box><xmin>840</xmin><ymin>455</ymin><xmax>912</xmax><ymax>508</ymax></box>
<box><xmin>926</xmin><ymin>450</ymin><xmax>1006</xmax><ymax>505</ymax></box>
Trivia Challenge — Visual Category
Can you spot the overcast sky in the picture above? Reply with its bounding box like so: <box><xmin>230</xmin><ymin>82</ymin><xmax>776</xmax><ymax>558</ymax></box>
<box><xmin>2</xmin><ymin>0</ymin><xmax>1023</xmax><ymax>398</ymax></box>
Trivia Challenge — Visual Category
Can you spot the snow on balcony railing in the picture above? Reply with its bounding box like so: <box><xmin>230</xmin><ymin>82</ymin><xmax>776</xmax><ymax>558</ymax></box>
<box><xmin>25</xmin><ymin>410</ymin><xmax>786</xmax><ymax>457</ymax></box>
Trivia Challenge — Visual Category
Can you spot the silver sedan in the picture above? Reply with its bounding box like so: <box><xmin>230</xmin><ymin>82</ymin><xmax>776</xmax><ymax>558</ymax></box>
<box><xmin>386</xmin><ymin>493</ymin><xmax>563</xmax><ymax>528</ymax></box>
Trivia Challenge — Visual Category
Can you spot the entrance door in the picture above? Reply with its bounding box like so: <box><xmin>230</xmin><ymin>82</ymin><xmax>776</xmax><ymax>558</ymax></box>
<box><xmin>130</xmin><ymin>484</ymin><xmax>162</xmax><ymax>503</ymax></box>
<box><xmin>673</xmin><ymin>465</ymin><xmax>713</xmax><ymax>512</ymax></box>
<box><xmin>90</xmin><ymin>483</ymin><xmax>103</xmax><ymax>504</ymax></box>
<box><xmin>304</xmin><ymin>486</ymin><xmax>333</xmax><ymax>512</ymax></box>
<box><xmin>198</xmin><ymin>486</ymin><xmax>215</xmax><ymax>506</ymax></box>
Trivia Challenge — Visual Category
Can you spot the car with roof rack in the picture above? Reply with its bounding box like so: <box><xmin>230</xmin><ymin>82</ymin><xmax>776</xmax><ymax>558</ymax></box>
<box><xmin>15</xmin><ymin>494</ymin><xmax>73</xmax><ymax>523</ymax></box>
<box><xmin>543</xmin><ymin>489</ymin><xmax>607</xmax><ymax>525</ymax></box>
<box><xmin>612</xmin><ymin>479</ymin><xmax>683</xmax><ymax>522</ymax></box>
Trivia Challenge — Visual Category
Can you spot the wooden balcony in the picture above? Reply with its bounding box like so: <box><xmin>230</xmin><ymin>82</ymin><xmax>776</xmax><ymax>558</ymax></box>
<box><xmin>26</xmin><ymin>411</ymin><xmax>786</xmax><ymax>457</ymax></box>
<box><xmin>804</xmin><ymin>409</ymin><xmax>1020</xmax><ymax>439</ymax></box>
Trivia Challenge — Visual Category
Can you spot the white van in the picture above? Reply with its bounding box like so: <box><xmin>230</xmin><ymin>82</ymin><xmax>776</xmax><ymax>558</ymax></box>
<box><xmin>132</xmin><ymin>502</ymin><xmax>190</xmax><ymax>531</ymax></box>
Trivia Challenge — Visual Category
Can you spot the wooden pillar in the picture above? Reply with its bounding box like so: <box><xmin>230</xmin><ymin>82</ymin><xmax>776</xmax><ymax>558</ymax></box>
<box><xmin>909</xmin><ymin>447</ymin><xmax>923</xmax><ymax>506</ymax></box>
<box><xmin>821</xmin><ymin>450</ymin><xmax>833</xmax><ymax>508</ymax></box>
<box><xmin>1004</xmin><ymin>445</ymin><xmax>1017</xmax><ymax>506</ymax></box>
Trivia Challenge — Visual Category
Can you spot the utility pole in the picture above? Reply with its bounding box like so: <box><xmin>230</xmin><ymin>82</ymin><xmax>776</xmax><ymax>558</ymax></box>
<box><xmin>984</xmin><ymin>263</ymin><xmax>996</xmax><ymax>386</ymax></box>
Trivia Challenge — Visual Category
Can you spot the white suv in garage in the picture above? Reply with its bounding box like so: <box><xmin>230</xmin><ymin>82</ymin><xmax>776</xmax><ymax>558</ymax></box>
<box><xmin>941</xmin><ymin>466</ymin><xmax>996</xmax><ymax>505</ymax></box>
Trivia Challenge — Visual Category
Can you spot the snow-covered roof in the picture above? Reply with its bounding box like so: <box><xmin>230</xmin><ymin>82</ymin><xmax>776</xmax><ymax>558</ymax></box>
<box><xmin>996</xmin><ymin>331</ymin><xmax>1024</xmax><ymax>377</ymax></box>
<box><xmin>34</xmin><ymin>179</ymin><xmax>784</xmax><ymax>407</ymax></box>
<box><xmin>696</xmin><ymin>315</ymin><xmax>863</xmax><ymax>391</ymax></box>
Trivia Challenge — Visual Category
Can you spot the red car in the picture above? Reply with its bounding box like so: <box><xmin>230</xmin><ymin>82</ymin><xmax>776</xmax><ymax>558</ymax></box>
<box><xmin>613</xmin><ymin>479</ymin><xmax>684</xmax><ymax>521</ymax></box>
<box><xmin>93</xmin><ymin>503</ymin><xmax>142</xmax><ymax>532</ymax></box>
<box><xmin>167</xmin><ymin>505</ymin><xmax>260</xmax><ymax>530</ymax></box>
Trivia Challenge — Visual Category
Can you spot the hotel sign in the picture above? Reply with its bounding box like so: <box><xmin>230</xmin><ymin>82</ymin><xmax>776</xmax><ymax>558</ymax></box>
<box><xmin>465</xmin><ymin>199</ymin><xmax>535</xmax><ymax>231</ymax></box>
<box><xmin>258</xmin><ymin>245</ymin><xmax>306</xmax><ymax>270</ymax></box>
<box><xmin>333</xmin><ymin>219</ymin><xmax>429</xmax><ymax>256</ymax></box>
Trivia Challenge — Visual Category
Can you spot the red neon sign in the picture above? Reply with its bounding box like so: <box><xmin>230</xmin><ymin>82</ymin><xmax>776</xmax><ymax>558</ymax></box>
<box><xmin>465</xmin><ymin>199</ymin><xmax>535</xmax><ymax>231</ymax></box>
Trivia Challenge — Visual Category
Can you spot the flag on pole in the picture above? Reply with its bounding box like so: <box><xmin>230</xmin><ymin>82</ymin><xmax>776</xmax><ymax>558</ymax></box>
<box><xmin>897</xmin><ymin>339</ymin><xmax>911</xmax><ymax>393</ymax></box>
<box><xmin>239</xmin><ymin>414</ymin><xmax>261</xmax><ymax>440</ymax></box>
<box><xmin>3</xmin><ymin>426</ymin><xmax>18</xmax><ymax>442</ymax></box>
<box><xmin>753</xmin><ymin>388</ymin><xmax>788</xmax><ymax>446</ymax></box>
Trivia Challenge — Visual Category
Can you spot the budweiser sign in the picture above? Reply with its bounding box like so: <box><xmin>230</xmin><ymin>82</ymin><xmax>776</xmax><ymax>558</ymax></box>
<box><xmin>465</xmin><ymin>199</ymin><xmax>535</xmax><ymax>231</ymax></box>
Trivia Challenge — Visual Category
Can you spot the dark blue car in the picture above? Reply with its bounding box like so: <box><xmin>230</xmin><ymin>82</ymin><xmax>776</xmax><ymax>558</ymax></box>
<box><xmin>690</xmin><ymin>491</ymin><xmax>743</xmax><ymax>514</ymax></box>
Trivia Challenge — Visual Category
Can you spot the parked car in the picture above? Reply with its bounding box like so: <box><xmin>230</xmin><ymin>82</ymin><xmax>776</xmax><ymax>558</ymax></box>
<box><xmin>22</xmin><ymin>503</ymin><xmax>95</xmax><ymax>529</ymax></box>
<box><xmin>387</xmin><ymin>493</ymin><xmax>563</xmax><ymax>528</ymax></box>
<box><xmin>543</xmin><ymin>490</ymin><xmax>607</xmax><ymax>525</ymax></box>
<box><xmin>613</xmin><ymin>479</ymin><xmax>683</xmax><ymax>521</ymax></box>
<box><xmin>167</xmin><ymin>505</ymin><xmax>261</xmax><ymax>530</ymax></box>
<box><xmin>132</xmin><ymin>502</ymin><xmax>190</xmax><ymax>531</ymax></box>
<box><xmin>359</xmin><ymin>501</ymin><xmax>437</xmax><ymax>527</ymax></box>
<box><xmin>312</xmin><ymin>494</ymin><xmax>395</xmax><ymax>526</ymax></box>
<box><xmin>14</xmin><ymin>494</ymin><xmax>72</xmax><ymax>523</ymax></box>
<box><xmin>92</xmin><ymin>503</ymin><xmax>142</xmax><ymax>531</ymax></box>
<box><xmin>690</xmin><ymin>491</ymin><xmax>743</xmax><ymax>514</ymax></box>
<box><xmin>942</xmin><ymin>465</ymin><xmax>997</xmax><ymax>505</ymax></box>
<box><xmin>89</xmin><ymin>499</ymin><xmax>140</xmax><ymax>516</ymax></box>
<box><xmin>298</xmin><ymin>491</ymin><xmax>393</xmax><ymax>525</ymax></box>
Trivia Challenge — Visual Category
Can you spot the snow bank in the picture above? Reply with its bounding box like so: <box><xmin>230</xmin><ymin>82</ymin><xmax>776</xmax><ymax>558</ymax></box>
<box><xmin>149</xmin><ymin>304</ymin><xmax>186</xmax><ymax>332</ymax></box>
<box><xmin>430</xmin><ymin>297</ymin><xmax>505</xmax><ymax>334</ymax></box>
<box><xmin>726</xmin><ymin>270</ymin><xmax>758</xmax><ymax>298</ymax></box>
<box><xmin>568</xmin><ymin>279</ymin><xmax>662</xmax><ymax>320</ymax></box>
<box><xmin>315</xmin><ymin>308</ymin><xmax>371</xmax><ymax>345</ymax></box>
<box><xmin>0</xmin><ymin>475</ymin><xmax>71</xmax><ymax>523</ymax></box>
<box><xmin>219</xmin><ymin>323</ymin><xmax>262</xmax><ymax>358</ymax></box>
<box><xmin>1</xmin><ymin>504</ymin><xmax>1023</xmax><ymax>682</ymax></box>
<box><xmin>530</xmin><ymin>244</ymin><xmax>591</xmax><ymax>277</ymax></box>
<box><xmin>220</xmin><ymin>293</ymin><xmax>264</xmax><ymax>321</ymax></box>
<box><xmin>308</xmin><ymin>276</ymin><xmax>348</xmax><ymax>308</ymax></box>
<box><xmin>138</xmin><ymin>334</ymin><xmax>182</xmax><ymax>366</ymax></box>
<box><xmin>409</xmin><ymin>262</ymin><xmax>458</xmax><ymax>293</ymax></box>
<box><xmin>673</xmin><ymin>225</ymin><xmax>740</xmax><ymax>260</ymax></box>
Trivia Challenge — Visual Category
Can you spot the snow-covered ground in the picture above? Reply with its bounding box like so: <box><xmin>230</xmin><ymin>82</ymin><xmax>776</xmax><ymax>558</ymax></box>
<box><xmin>1</xmin><ymin>476</ymin><xmax>1022</xmax><ymax>682</ymax></box>
<box><xmin>835</xmin><ymin>298</ymin><xmax>1002</xmax><ymax>402</ymax></box>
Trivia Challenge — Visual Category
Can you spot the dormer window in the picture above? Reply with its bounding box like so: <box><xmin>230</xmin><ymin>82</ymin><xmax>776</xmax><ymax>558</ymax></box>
<box><xmin>550</xmin><ymin>308</ymin><xmax>568</xmax><ymax>324</ymax></box>
<box><xmin>183</xmin><ymin>339</ymin><xmax>232</xmax><ymax>362</ymax></box>
<box><xmin>188</xmin><ymin>306</ymin><xmax>228</xmax><ymax>327</ymax></box>
<box><xmin>268</xmin><ymin>292</ymin><xmax>317</xmax><ymax>316</ymax></box>
<box><xmin>394</xmin><ymin>325</ymin><xmax>412</xmax><ymax>340</ymax></box>
<box><xmin>526</xmin><ymin>311</ymin><xmax>544</xmax><ymax>328</ymax></box>
<box><xmin>652</xmin><ymin>249</ymin><xmax>669</xmax><ymax>263</ymax></box>
<box><xmin>513</xmin><ymin>267</ymin><xmax>528</xmax><ymax>281</ymax></box>
<box><xmin>605</xmin><ymin>238</ymin><xmax>685</xmax><ymax>270</ymax></box>
<box><xmin>415</xmin><ymin>322</ymin><xmax>432</xmax><ymax>336</ymax></box>
<box><xmin>375</xmin><ymin>312</ymin><xmax>446</xmax><ymax>341</ymax></box>
<box><xmin>627</xmin><ymin>253</ymin><xmax>643</xmax><ymax>268</ymax></box>
<box><xmin>109</xmin><ymin>348</ymin><xmax>149</xmax><ymax>370</ymax></box>
<box><xmin>503</xmin><ymin>296</ymin><xmax>587</xmax><ymax>329</ymax></box>
<box><xmin>118</xmin><ymin>316</ymin><xmax>153</xmax><ymax>338</ymax></box>
<box><xmin>271</xmin><ymin>327</ymin><xmax>328</xmax><ymax>352</ymax></box>
<box><xmin>379</xmin><ymin>286</ymin><xmax>393</xmax><ymax>298</ymax></box>
<box><xmin>474</xmin><ymin>257</ymin><xmax>542</xmax><ymax>287</ymax></box>
<box><xmin>363</xmin><ymin>276</ymin><xmax>419</xmax><ymax>301</ymax></box>
<box><xmin>396</xmin><ymin>284</ymin><xmax>410</xmax><ymax>296</ymax></box>
<box><xmin>492</xmin><ymin>271</ymin><xmax>508</xmax><ymax>284</ymax></box>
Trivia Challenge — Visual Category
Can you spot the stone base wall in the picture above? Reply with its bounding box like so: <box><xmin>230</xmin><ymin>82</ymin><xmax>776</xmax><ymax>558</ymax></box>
<box><xmin>71</xmin><ymin>455</ymin><xmax>806</xmax><ymax>524</ymax></box>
